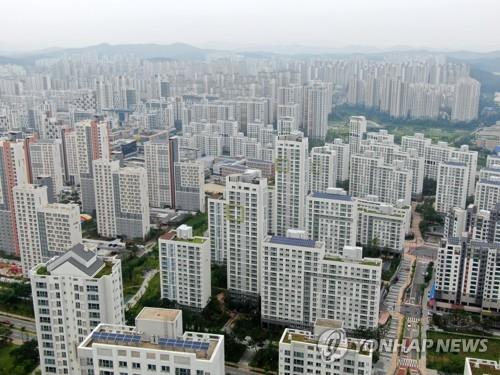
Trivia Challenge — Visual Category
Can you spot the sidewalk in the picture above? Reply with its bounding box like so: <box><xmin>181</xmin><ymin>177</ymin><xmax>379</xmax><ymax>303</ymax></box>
<box><xmin>125</xmin><ymin>269</ymin><xmax>158</xmax><ymax>309</ymax></box>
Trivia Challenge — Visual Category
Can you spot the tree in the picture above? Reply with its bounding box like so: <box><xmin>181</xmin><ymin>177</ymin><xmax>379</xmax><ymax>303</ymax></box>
<box><xmin>0</xmin><ymin>325</ymin><xmax>12</xmax><ymax>347</ymax></box>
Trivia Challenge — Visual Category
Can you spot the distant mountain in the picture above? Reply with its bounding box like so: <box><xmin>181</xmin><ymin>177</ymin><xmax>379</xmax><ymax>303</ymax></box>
<box><xmin>1</xmin><ymin>43</ymin><xmax>500</xmax><ymax>72</ymax></box>
<box><xmin>3</xmin><ymin>43</ymin><xmax>212</xmax><ymax>63</ymax></box>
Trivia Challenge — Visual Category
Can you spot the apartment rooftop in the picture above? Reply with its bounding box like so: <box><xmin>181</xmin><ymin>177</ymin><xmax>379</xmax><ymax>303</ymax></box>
<box><xmin>82</xmin><ymin>325</ymin><xmax>219</xmax><ymax>360</ymax></box>
<box><xmin>269</xmin><ymin>236</ymin><xmax>319</xmax><ymax>249</ymax></box>
<box><xmin>310</xmin><ymin>191</ymin><xmax>353</xmax><ymax>201</ymax></box>
<box><xmin>136</xmin><ymin>307</ymin><xmax>181</xmax><ymax>322</ymax></box>
<box><xmin>160</xmin><ymin>227</ymin><xmax>208</xmax><ymax>244</ymax></box>
<box><xmin>35</xmin><ymin>244</ymin><xmax>116</xmax><ymax>278</ymax></box>
<box><xmin>465</xmin><ymin>358</ymin><xmax>500</xmax><ymax>375</ymax></box>
<box><xmin>280</xmin><ymin>328</ymin><xmax>372</xmax><ymax>355</ymax></box>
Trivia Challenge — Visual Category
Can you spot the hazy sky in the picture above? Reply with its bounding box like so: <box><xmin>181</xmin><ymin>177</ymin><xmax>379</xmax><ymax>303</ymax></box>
<box><xmin>2</xmin><ymin>0</ymin><xmax>499</xmax><ymax>52</ymax></box>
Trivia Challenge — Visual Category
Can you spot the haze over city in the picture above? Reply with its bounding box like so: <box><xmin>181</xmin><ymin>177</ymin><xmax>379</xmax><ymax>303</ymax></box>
<box><xmin>1</xmin><ymin>0</ymin><xmax>499</xmax><ymax>52</ymax></box>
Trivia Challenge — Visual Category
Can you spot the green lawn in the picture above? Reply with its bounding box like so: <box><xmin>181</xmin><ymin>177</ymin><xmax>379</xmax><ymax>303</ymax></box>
<box><xmin>427</xmin><ymin>331</ymin><xmax>500</xmax><ymax>374</ymax></box>
<box><xmin>121</xmin><ymin>251</ymin><xmax>159</xmax><ymax>300</ymax></box>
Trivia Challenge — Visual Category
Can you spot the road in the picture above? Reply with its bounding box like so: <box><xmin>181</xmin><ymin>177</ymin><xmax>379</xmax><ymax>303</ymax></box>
<box><xmin>0</xmin><ymin>311</ymin><xmax>37</xmax><ymax>343</ymax></box>
<box><xmin>0</xmin><ymin>312</ymin><xmax>36</xmax><ymax>332</ymax></box>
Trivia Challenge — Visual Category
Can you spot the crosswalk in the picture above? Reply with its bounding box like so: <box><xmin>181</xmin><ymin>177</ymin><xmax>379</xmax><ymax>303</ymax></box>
<box><xmin>398</xmin><ymin>357</ymin><xmax>418</xmax><ymax>368</ymax></box>
<box><xmin>407</xmin><ymin>317</ymin><xmax>420</xmax><ymax>324</ymax></box>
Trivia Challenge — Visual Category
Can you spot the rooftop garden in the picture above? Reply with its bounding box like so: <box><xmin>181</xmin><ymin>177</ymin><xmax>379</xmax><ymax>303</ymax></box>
<box><xmin>36</xmin><ymin>266</ymin><xmax>50</xmax><ymax>276</ymax></box>
<box><xmin>95</xmin><ymin>262</ymin><xmax>113</xmax><ymax>278</ymax></box>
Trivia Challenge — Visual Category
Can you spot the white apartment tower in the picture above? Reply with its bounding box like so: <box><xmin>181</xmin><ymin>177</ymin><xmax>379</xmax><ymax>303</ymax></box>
<box><xmin>303</xmin><ymin>82</ymin><xmax>330</xmax><ymax>140</ymax></box>
<box><xmin>357</xmin><ymin>197</ymin><xmax>411</xmax><ymax>252</ymax></box>
<box><xmin>76</xmin><ymin>120</ymin><xmax>110</xmax><ymax>213</ymax></box>
<box><xmin>349</xmin><ymin>115</ymin><xmax>367</xmax><ymax>155</ymax></box>
<box><xmin>94</xmin><ymin>160</ymin><xmax>150</xmax><ymax>239</ymax></box>
<box><xmin>174</xmin><ymin>160</ymin><xmax>206</xmax><ymax>213</ymax></box>
<box><xmin>311</xmin><ymin>246</ymin><xmax>382</xmax><ymax>329</ymax></box>
<box><xmin>144</xmin><ymin>140</ymin><xmax>173</xmax><ymax>208</ymax></box>
<box><xmin>113</xmin><ymin>166</ymin><xmax>151</xmax><ymax>240</ymax></box>
<box><xmin>262</xmin><ymin>237</ymin><xmax>382</xmax><ymax>330</ymax></box>
<box><xmin>328</xmin><ymin>138</ymin><xmax>351</xmax><ymax>183</ymax></box>
<box><xmin>452</xmin><ymin>78</ymin><xmax>480</xmax><ymax>122</ymax></box>
<box><xmin>309</xmin><ymin>146</ymin><xmax>337</xmax><ymax>193</ymax></box>
<box><xmin>30</xmin><ymin>246</ymin><xmax>124</xmax><ymax>375</ymax></box>
<box><xmin>306</xmin><ymin>188</ymin><xmax>357</xmax><ymax>256</ymax></box>
<box><xmin>275</xmin><ymin>133</ymin><xmax>308</xmax><ymax>235</ymax></box>
<box><xmin>435</xmin><ymin>160</ymin><xmax>469</xmax><ymax>213</ymax></box>
<box><xmin>94</xmin><ymin>159</ymin><xmax>120</xmax><ymax>238</ymax></box>
<box><xmin>261</xmin><ymin>233</ymin><xmax>325</xmax><ymax>327</ymax></box>
<box><xmin>349</xmin><ymin>151</ymin><xmax>383</xmax><ymax>200</ymax></box>
<box><xmin>29</xmin><ymin>139</ymin><xmax>64</xmax><ymax>200</ymax></box>
<box><xmin>159</xmin><ymin>225</ymin><xmax>211</xmax><ymax>309</ymax></box>
<box><xmin>279</xmin><ymin>320</ymin><xmax>373</xmax><ymax>375</ymax></box>
<box><xmin>37</xmin><ymin>203</ymin><xmax>82</xmax><ymax>260</ymax></box>
<box><xmin>225</xmin><ymin>171</ymin><xmax>268</xmax><ymax>300</ymax></box>
<box><xmin>475</xmin><ymin>177</ymin><xmax>500</xmax><ymax>212</ymax></box>
<box><xmin>207</xmin><ymin>196</ymin><xmax>226</xmax><ymax>264</ymax></box>
<box><xmin>14</xmin><ymin>184</ymin><xmax>48</xmax><ymax>275</ymax></box>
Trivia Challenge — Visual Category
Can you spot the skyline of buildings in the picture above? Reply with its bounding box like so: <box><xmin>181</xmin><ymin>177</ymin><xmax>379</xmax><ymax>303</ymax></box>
<box><xmin>0</xmin><ymin>50</ymin><xmax>496</xmax><ymax>375</ymax></box>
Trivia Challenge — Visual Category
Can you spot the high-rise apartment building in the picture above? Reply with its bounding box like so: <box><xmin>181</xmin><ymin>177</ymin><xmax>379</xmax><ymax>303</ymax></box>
<box><xmin>207</xmin><ymin>196</ymin><xmax>226</xmax><ymax>264</ymax></box>
<box><xmin>0</xmin><ymin>139</ymin><xmax>28</xmax><ymax>255</ymax></box>
<box><xmin>328</xmin><ymin>139</ymin><xmax>350</xmax><ymax>183</ymax></box>
<box><xmin>451</xmin><ymin>78</ymin><xmax>480</xmax><ymax>122</ymax></box>
<box><xmin>225</xmin><ymin>171</ymin><xmax>268</xmax><ymax>300</ymax></box>
<box><xmin>275</xmin><ymin>133</ymin><xmax>308</xmax><ymax>235</ymax></box>
<box><xmin>159</xmin><ymin>225</ymin><xmax>211</xmax><ymax>309</ymax></box>
<box><xmin>94</xmin><ymin>159</ymin><xmax>120</xmax><ymax>238</ymax></box>
<box><xmin>29</xmin><ymin>139</ymin><xmax>64</xmax><ymax>200</ymax></box>
<box><xmin>435</xmin><ymin>160</ymin><xmax>469</xmax><ymax>213</ymax></box>
<box><xmin>30</xmin><ymin>245</ymin><xmax>124</xmax><ymax>375</ymax></box>
<box><xmin>357</xmin><ymin>197</ymin><xmax>411</xmax><ymax>252</ymax></box>
<box><xmin>144</xmin><ymin>140</ymin><xmax>174</xmax><ymax>208</ymax></box>
<box><xmin>173</xmin><ymin>160</ymin><xmax>205</xmax><ymax>213</ymax></box>
<box><xmin>309</xmin><ymin>146</ymin><xmax>337</xmax><ymax>193</ymax></box>
<box><xmin>349</xmin><ymin>116</ymin><xmax>367</xmax><ymax>155</ymax></box>
<box><xmin>94</xmin><ymin>160</ymin><xmax>150</xmax><ymax>239</ymax></box>
<box><xmin>279</xmin><ymin>320</ymin><xmax>373</xmax><ymax>375</ymax></box>
<box><xmin>113</xmin><ymin>166</ymin><xmax>151</xmax><ymax>239</ymax></box>
<box><xmin>306</xmin><ymin>189</ymin><xmax>357</xmax><ymax>256</ymax></box>
<box><xmin>303</xmin><ymin>82</ymin><xmax>330</xmax><ymax>140</ymax></box>
<box><xmin>14</xmin><ymin>184</ymin><xmax>48</xmax><ymax>275</ymax></box>
<box><xmin>262</xmin><ymin>234</ymin><xmax>381</xmax><ymax>330</ymax></box>
<box><xmin>435</xmin><ymin>237</ymin><xmax>500</xmax><ymax>313</ymax></box>
<box><xmin>475</xmin><ymin>177</ymin><xmax>500</xmax><ymax>212</ymax></box>
<box><xmin>76</xmin><ymin>120</ymin><xmax>110</xmax><ymax>213</ymax></box>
